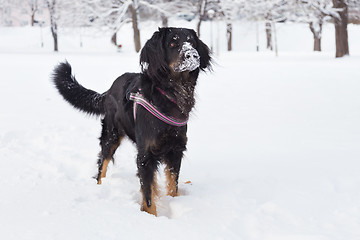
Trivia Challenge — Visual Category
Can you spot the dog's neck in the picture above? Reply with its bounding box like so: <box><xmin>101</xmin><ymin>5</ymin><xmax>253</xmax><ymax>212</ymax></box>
<box><xmin>167</xmin><ymin>71</ymin><xmax>198</xmax><ymax>116</ymax></box>
<box><xmin>141</xmin><ymin>70</ymin><xmax>199</xmax><ymax>119</ymax></box>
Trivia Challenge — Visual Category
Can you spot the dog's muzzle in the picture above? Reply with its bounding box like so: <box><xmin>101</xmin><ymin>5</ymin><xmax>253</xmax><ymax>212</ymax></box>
<box><xmin>173</xmin><ymin>42</ymin><xmax>200</xmax><ymax>72</ymax></box>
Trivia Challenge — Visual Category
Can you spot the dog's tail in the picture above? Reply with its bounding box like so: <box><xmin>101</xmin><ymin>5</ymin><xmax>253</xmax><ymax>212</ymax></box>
<box><xmin>52</xmin><ymin>61</ymin><xmax>106</xmax><ymax>116</ymax></box>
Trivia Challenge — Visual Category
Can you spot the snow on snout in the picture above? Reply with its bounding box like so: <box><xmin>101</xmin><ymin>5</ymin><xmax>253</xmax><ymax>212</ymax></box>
<box><xmin>173</xmin><ymin>42</ymin><xmax>200</xmax><ymax>72</ymax></box>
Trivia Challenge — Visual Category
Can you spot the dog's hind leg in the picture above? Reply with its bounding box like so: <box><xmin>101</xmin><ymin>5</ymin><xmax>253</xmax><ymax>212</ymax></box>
<box><xmin>136</xmin><ymin>151</ymin><xmax>159</xmax><ymax>216</ymax></box>
<box><xmin>96</xmin><ymin>118</ymin><xmax>124</xmax><ymax>184</ymax></box>
<box><xmin>97</xmin><ymin>135</ymin><xmax>124</xmax><ymax>184</ymax></box>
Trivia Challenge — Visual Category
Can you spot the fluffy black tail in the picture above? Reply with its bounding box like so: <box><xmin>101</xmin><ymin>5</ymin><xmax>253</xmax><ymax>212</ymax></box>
<box><xmin>52</xmin><ymin>61</ymin><xmax>106</xmax><ymax>115</ymax></box>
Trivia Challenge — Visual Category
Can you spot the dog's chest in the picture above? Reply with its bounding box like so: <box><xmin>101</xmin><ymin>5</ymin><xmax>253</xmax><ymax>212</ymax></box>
<box><xmin>146</xmin><ymin>127</ymin><xmax>187</xmax><ymax>156</ymax></box>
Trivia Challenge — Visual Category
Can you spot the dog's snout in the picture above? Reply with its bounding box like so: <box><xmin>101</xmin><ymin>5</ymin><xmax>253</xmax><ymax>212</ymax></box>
<box><xmin>173</xmin><ymin>42</ymin><xmax>201</xmax><ymax>72</ymax></box>
<box><xmin>185</xmin><ymin>51</ymin><xmax>200</xmax><ymax>60</ymax></box>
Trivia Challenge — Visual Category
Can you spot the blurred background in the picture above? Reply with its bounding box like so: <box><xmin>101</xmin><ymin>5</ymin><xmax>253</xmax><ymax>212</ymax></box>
<box><xmin>0</xmin><ymin>0</ymin><xmax>359</xmax><ymax>57</ymax></box>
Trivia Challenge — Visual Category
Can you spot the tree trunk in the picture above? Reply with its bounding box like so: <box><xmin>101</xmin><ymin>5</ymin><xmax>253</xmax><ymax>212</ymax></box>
<box><xmin>197</xmin><ymin>20</ymin><xmax>202</xmax><ymax>38</ymax></box>
<box><xmin>273</xmin><ymin>21</ymin><xmax>278</xmax><ymax>57</ymax></box>
<box><xmin>256</xmin><ymin>21</ymin><xmax>259</xmax><ymax>51</ymax></box>
<box><xmin>332</xmin><ymin>0</ymin><xmax>349</xmax><ymax>57</ymax></box>
<box><xmin>47</xmin><ymin>0</ymin><xmax>58</xmax><ymax>52</ymax></box>
<box><xmin>197</xmin><ymin>0</ymin><xmax>207</xmax><ymax>37</ymax></box>
<box><xmin>130</xmin><ymin>1</ymin><xmax>141</xmax><ymax>53</ymax></box>
<box><xmin>30</xmin><ymin>1</ymin><xmax>37</xmax><ymax>26</ymax></box>
<box><xmin>265</xmin><ymin>22</ymin><xmax>273</xmax><ymax>50</ymax></box>
<box><xmin>313</xmin><ymin>35</ymin><xmax>321</xmax><ymax>52</ymax></box>
<box><xmin>309</xmin><ymin>21</ymin><xmax>322</xmax><ymax>51</ymax></box>
<box><xmin>226</xmin><ymin>23</ymin><xmax>232</xmax><ymax>51</ymax></box>
<box><xmin>161</xmin><ymin>14</ymin><xmax>168</xmax><ymax>27</ymax></box>
<box><xmin>111</xmin><ymin>32</ymin><xmax>117</xmax><ymax>46</ymax></box>
<box><xmin>31</xmin><ymin>13</ymin><xmax>35</xmax><ymax>26</ymax></box>
<box><xmin>51</xmin><ymin>23</ymin><xmax>58</xmax><ymax>51</ymax></box>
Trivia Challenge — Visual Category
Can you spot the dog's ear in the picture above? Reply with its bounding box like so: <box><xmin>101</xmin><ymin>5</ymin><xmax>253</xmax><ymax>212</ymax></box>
<box><xmin>192</xmin><ymin>30</ymin><xmax>212</xmax><ymax>71</ymax></box>
<box><xmin>140</xmin><ymin>28</ymin><xmax>169</xmax><ymax>81</ymax></box>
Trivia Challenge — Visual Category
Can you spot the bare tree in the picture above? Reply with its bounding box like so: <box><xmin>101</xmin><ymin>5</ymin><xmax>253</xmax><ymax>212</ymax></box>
<box><xmin>296</xmin><ymin>0</ymin><xmax>336</xmax><ymax>52</ymax></box>
<box><xmin>0</xmin><ymin>0</ymin><xmax>43</xmax><ymax>26</ymax></box>
<box><xmin>332</xmin><ymin>0</ymin><xmax>349</xmax><ymax>57</ymax></box>
<box><xmin>219</xmin><ymin>0</ymin><xmax>244</xmax><ymax>51</ymax></box>
<box><xmin>245</xmin><ymin>0</ymin><xmax>289</xmax><ymax>53</ymax></box>
<box><xmin>265</xmin><ymin>19</ymin><xmax>273</xmax><ymax>50</ymax></box>
<box><xmin>294</xmin><ymin>0</ymin><xmax>353</xmax><ymax>56</ymax></box>
<box><xmin>309</xmin><ymin>21</ymin><xmax>323</xmax><ymax>51</ymax></box>
<box><xmin>130</xmin><ymin>0</ymin><xmax>141</xmax><ymax>52</ymax></box>
<box><xmin>86</xmin><ymin>0</ymin><xmax>139</xmax><ymax>51</ymax></box>
<box><xmin>197</xmin><ymin>0</ymin><xmax>208</xmax><ymax>37</ymax></box>
<box><xmin>45</xmin><ymin>0</ymin><xmax>78</xmax><ymax>51</ymax></box>
<box><xmin>87</xmin><ymin>0</ymin><xmax>195</xmax><ymax>52</ymax></box>
<box><xmin>46</xmin><ymin>0</ymin><xmax>58</xmax><ymax>51</ymax></box>
<box><xmin>29</xmin><ymin>0</ymin><xmax>39</xmax><ymax>26</ymax></box>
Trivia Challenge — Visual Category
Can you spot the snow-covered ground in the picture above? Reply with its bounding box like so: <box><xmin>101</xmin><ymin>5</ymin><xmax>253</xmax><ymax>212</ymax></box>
<box><xmin>0</xmin><ymin>20</ymin><xmax>360</xmax><ymax>240</ymax></box>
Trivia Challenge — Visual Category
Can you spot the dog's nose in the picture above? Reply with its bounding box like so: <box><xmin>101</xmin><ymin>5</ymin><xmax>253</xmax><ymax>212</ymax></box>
<box><xmin>173</xmin><ymin>42</ymin><xmax>201</xmax><ymax>72</ymax></box>
<box><xmin>184</xmin><ymin>50</ymin><xmax>200</xmax><ymax>60</ymax></box>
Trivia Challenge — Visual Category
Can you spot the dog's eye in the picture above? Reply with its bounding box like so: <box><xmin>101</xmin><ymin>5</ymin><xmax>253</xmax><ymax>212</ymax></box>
<box><xmin>170</xmin><ymin>42</ymin><xmax>179</xmax><ymax>48</ymax></box>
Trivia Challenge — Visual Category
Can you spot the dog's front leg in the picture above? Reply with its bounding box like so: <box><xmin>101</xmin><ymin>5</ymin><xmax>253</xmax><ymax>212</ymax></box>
<box><xmin>164</xmin><ymin>150</ymin><xmax>183</xmax><ymax>197</ymax></box>
<box><xmin>136</xmin><ymin>152</ymin><xmax>159</xmax><ymax>216</ymax></box>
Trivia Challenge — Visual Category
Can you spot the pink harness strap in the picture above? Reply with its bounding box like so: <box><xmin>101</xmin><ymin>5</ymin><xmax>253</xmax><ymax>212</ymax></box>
<box><xmin>129</xmin><ymin>92</ymin><xmax>188</xmax><ymax>127</ymax></box>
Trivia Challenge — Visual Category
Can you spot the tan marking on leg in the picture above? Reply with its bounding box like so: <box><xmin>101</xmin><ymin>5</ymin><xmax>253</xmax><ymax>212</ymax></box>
<box><xmin>141</xmin><ymin>199</ymin><xmax>157</xmax><ymax>216</ymax></box>
<box><xmin>97</xmin><ymin>137</ymin><xmax>124</xmax><ymax>185</ymax></box>
<box><xmin>100</xmin><ymin>159</ymin><xmax>110</xmax><ymax>178</ymax></box>
<box><xmin>165</xmin><ymin>166</ymin><xmax>179</xmax><ymax>197</ymax></box>
<box><xmin>97</xmin><ymin>158</ymin><xmax>111</xmax><ymax>185</ymax></box>
<box><xmin>140</xmin><ymin>177</ymin><xmax>158</xmax><ymax>216</ymax></box>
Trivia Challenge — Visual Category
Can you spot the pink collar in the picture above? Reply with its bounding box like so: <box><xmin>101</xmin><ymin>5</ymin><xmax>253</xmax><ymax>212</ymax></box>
<box><xmin>155</xmin><ymin>87</ymin><xmax>177</xmax><ymax>104</ymax></box>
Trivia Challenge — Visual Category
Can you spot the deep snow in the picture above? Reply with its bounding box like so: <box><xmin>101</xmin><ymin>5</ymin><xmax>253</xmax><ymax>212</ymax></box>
<box><xmin>0</xmin><ymin>20</ymin><xmax>360</xmax><ymax>240</ymax></box>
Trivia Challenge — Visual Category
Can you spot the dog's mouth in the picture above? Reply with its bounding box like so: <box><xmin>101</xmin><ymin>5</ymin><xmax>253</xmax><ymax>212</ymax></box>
<box><xmin>173</xmin><ymin>42</ymin><xmax>200</xmax><ymax>72</ymax></box>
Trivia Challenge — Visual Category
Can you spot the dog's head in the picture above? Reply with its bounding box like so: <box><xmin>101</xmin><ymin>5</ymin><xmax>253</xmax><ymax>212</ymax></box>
<box><xmin>140</xmin><ymin>27</ymin><xmax>211</xmax><ymax>81</ymax></box>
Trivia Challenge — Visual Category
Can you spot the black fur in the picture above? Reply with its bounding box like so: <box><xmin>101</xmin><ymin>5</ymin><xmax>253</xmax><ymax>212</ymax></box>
<box><xmin>52</xmin><ymin>62</ymin><xmax>106</xmax><ymax>115</ymax></box>
<box><xmin>52</xmin><ymin>27</ymin><xmax>211</xmax><ymax>215</ymax></box>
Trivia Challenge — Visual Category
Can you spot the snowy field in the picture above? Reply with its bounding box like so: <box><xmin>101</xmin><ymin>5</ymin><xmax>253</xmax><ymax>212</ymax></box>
<box><xmin>1</xmin><ymin>20</ymin><xmax>360</xmax><ymax>240</ymax></box>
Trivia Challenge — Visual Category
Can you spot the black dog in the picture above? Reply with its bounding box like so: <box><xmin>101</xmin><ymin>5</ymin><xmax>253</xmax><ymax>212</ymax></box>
<box><xmin>52</xmin><ymin>27</ymin><xmax>211</xmax><ymax>216</ymax></box>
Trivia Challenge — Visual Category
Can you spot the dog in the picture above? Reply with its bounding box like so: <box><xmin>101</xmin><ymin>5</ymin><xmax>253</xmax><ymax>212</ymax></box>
<box><xmin>52</xmin><ymin>27</ymin><xmax>211</xmax><ymax>216</ymax></box>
